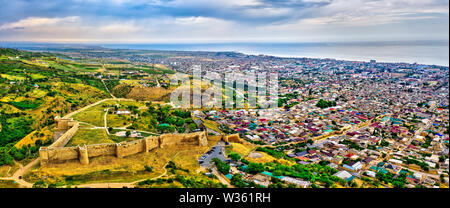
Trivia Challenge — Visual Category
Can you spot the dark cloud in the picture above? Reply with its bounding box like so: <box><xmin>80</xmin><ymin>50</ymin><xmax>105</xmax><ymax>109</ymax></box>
<box><xmin>0</xmin><ymin>0</ymin><xmax>331</xmax><ymax>25</ymax></box>
<box><xmin>0</xmin><ymin>0</ymin><xmax>447</xmax><ymax>42</ymax></box>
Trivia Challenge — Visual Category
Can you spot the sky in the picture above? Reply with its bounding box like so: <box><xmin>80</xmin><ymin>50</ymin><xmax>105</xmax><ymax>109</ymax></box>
<box><xmin>0</xmin><ymin>0</ymin><xmax>448</xmax><ymax>43</ymax></box>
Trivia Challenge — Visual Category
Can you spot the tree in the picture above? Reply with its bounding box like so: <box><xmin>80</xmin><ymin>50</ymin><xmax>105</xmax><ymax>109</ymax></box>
<box><xmin>228</xmin><ymin>153</ymin><xmax>241</xmax><ymax>161</ymax></box>
<box><xmin>286</xmin><ymin>183</ymin><xmax>297</xmax><ymax>188</ymax></box>
<box><xmin>316</xmin><ymin>99</ymin><xmax>337</xmax><ymax>109</ymax></box>
<box><xmin>188</xmin><ymin>123</ymin><xmax>197</xmax><ymax>131</ymax></box>
<box><xmin>175</xmin><ymin>118</ymin><xmax>185</xmax><ymax>127</ymax></box>
<box><xmin>392</xmin><ymin>181</ymin><xmax>405</xmax><ymax>188</ymax></box>
<box><xmin>125</xmin><ymin>131</ymin><xmax>131</xmax><ymax>137</ymax></box>
<box><xmin>272</xmin><ymin>170</ymin><xmax>283</xmax><ymax>176</ymax></box>
<box><xmin>32</xmin><ymin>181</ymin><xmax>46</xmax><ymax>188</ymax></box>
<box><xmin>212</xmin><ymin>158</ymin><xmax>230</xmax><ymax>174</ymax></box>
<box><xmin>230</xmin><ymin>173</ymin><xmax>247</xmax><ymax>188</ymax></box>
<box><xmin>168</xmin><ymin>126</ymin><xmax>176</xmax><ymax>133</ymax></box>
<box><xmin>269</xmin><ymin>177</ymin><xmax>285</xmax><ymax>188</ymax></box>
<box><xmin>13</xmin><ymin>151</ymin><xmax>25</xmax><ymax>161</ymax></box>
<box><xmin>145</xmin><ymin>165</ymin><xmax>153</xmax><ymax>172</ymax></box>
<box><xmin>0</xmin><ymin>147</ymin><xmax>13</xmax><ymax>166</ymax></box>
<box><xmin>246</xmin><ymin>162</ymin><xmax>265</xmax><ymax>174</ymax></box>
<box><xmin>349</xmin><ymin>181</ymin><xmax>358</xmax><ymax>188</ymax></box>
<box><xmin>380</xmin><ymin>140</ymin><xmax>390</xmax><ymax>147</ymax></box>
<box><xmin>268</xmin><ymin>182</ymin><xmax>284</xmax><ymax>188</ymax></box>
<box><xmin>165</xmin><ymin>116</ymin><xmax>177</xmax><ymax>125</ymax></box>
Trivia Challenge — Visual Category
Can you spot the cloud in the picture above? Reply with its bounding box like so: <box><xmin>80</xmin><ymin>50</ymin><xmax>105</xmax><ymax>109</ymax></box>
<box><xmin>0</xmin><ymin>0</ymin><xmax>448</xmax><ymax>42</ymax></box>
<box><xmin>0</xmin><ymin>16</ymin><xmax>79</xmax><ymax>30</ymax></box>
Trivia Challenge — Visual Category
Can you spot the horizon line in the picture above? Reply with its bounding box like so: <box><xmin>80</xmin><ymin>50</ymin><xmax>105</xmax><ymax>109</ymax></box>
<box><xmin>1</xmin><ymin>39</ymin><xmax>449</xmax><ymax>45</ymax></box>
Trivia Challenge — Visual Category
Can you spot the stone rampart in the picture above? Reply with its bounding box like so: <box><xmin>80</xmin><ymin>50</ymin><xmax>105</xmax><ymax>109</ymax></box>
<box><xmin>49</xmin><ymin>122</ymin><xmax>79</xmax><ymax>148</ymax></box>
<box><xmin>158</xmin><ymin>131</ymin><xmax>208</xmax><ymax>148</ymax></box>
<box><xmin>39</xmin><ymin>131</ymin><xmax>208</xmax><ymax>166</ymax></box>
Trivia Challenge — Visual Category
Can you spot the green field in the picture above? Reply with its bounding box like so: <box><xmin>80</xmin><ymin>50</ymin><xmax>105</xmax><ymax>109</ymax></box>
<box><xmin>107</xmin><ymin>114</ymin><xmax>131</xmax><ymax>128</ymax></box>
<box><xmin>0</xmin><ymin>74</ymin><xmax>26</xmax><ymax>81</ymax></box>
<box><xmin>72</xmin><ymin>103</ymin><xmax>108</xmax><ymax>127</ymax></box>
<box><xmin>29</xmin><ymin>73</ymin><xmax>46</xmax><ymax>80</ymax></box>
<box><xmin>67</xmin><ymin>129</ymin><xmax>114</xmax><ymax>146</ymax></box>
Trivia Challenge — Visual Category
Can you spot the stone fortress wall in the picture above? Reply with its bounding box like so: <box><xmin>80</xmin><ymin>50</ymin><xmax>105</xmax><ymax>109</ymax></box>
<box><xmin>39</xmin><ymin>125</ymin><xmax>211</xmax><ymax>166</ymax></box>
<box><xmin>49</xmin><ymin>117</ymin><xmax>79</xmax><ymax>148</ymax></box>
<box><xmin>209</xmin><ymin>134</ymin><xmax>242</xmax><ymax>144</ymax></box>
<box><xmin>39</xmin><ymin>117</ymin><xmax>241</xmax><ymax>166</ymax></box>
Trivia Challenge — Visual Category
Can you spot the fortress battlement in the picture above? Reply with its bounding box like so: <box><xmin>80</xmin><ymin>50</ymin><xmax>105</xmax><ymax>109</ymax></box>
<box><xmin>39</xmin><ymin>125</ymin><xmax>214</xmax><ymax>166</ymax></box>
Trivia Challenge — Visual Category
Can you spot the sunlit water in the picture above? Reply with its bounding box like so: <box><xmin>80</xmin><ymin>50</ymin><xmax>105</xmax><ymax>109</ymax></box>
<box><xmin>101</xmin><ymin>41</ymin><xmax>449</xmax><ymax>66</ymax></box>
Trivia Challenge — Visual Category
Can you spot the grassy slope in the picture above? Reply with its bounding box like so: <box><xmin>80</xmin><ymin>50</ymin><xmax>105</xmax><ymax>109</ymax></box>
<box><xmin>67</xmin><ymin>129</ymin><xmax>114</xmax><ymax>147</ymax></box>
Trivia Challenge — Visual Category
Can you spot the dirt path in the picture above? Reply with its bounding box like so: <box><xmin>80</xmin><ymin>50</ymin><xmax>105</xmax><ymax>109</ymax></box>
<box><xmin>63</xmin><ymin>98</ymin><xmax>133</xmax><ymax>119</ymax></box>
<box><xmin>104</xmin><ymin>108</ymin><xmax>110</xmax><ymax>135</ymax></box>
<box><xmin>0</xmin><ymin>159</ymin><xmax>39</xmax><ymax>188</ymax></box>
<box><xmin>211</xmin><ymin>167</ymin><xmax>234</xmax><ymax>188</ymax></box>
<box><xmin>101</xmin><ymin>79</ymin><xmax>116</xmax><ymax>99</ymax></box>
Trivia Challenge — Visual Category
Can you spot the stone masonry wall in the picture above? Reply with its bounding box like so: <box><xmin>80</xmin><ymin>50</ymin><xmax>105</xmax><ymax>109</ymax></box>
<box><xmin>39</xmin><ymin>131</ymin><xmax>207</xmax><ymax>166</ymax></box>
<box><xmin>49</xmin><ymin>122</ymin><xmax>80</xmax><ymax>148</ymax></box>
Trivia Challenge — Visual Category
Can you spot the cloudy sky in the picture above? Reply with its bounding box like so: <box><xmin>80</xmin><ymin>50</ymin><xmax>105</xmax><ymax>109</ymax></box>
<box><xmin>0</xmin><ymin>0</ymin><xmax>448</xmax><ymax>43</ymax></box>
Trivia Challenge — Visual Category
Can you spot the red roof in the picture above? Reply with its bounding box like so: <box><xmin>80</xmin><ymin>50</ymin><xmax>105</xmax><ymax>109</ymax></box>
<box><xmin>358</xmin><ymin>115</ymin><xmax>368</xmax><ymax>120</ymax></box>
<box><xmin>406</xmin><ymin>176</ymin><xmax>418</xmax><ymax>183</ymax></box>
<box><xmin>296</xmin><ymin>156</ymin><xmax>309</xmax><ymax>161</ymax></box>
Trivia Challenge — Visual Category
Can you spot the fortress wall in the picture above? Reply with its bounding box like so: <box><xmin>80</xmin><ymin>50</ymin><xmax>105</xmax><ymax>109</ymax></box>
<box><xmin>208</xmin><ymin>135</ymin><xmax>223</xmax><ymax>141</ymax></box>
<box><xmin>87</xmin><ymin>143</ymin><xmax>117</xmax><ymax>157</ymax></box>
<box><xmin>39</xmin><ymin>131</ymin><xmax>209</xmax><ymax>166</ymax></box>
<box><xmin>159</xmin><ymin>131</ymin><xmax>208</xmax><ymax>147</ymax></box>
<box><xmin>197</xmin><ymin>131</ymin><xmax>208</xmax><ymax>146</ymax></box>
<box><xmin>221</xmin><ymin>134</ymin><xmax>242</xmax><ymax>143</ymax></box>
<box><xmin>159</xmin><ymin>134</ymin><xmax>186</xmax><ymax>147</ymax></box>
<box><xmin>40</xmin><ymin>146</ymin><xmax>79</xmax><ymax>165</ymax></box>
<box><xmin>79</xmin><ymin>145</ymin><xmax>89</xmax><ymax>165</ymax></box>
<box><xmin>116</xmin><ymin>140</ymin><xmax>145</xmax><ymax>158</ymax></box>
<box><xmin>49</xmin><ymin>122</ymin><xmax>79</xmax><ymax>148</ymax></box>
<box><xmin>144</xmin><ymin>136</ymin><xmax>159</xmax><ymax>152</ymax></box>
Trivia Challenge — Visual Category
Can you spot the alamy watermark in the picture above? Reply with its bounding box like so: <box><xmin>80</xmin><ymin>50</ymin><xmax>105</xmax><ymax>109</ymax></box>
<box><xmin>170</xmin><ymin>65</ymin><xmax>278</xmax><ymax>109</ymax></box>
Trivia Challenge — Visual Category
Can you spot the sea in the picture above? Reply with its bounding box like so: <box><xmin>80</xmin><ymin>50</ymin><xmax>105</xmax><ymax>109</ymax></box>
<box><xmin>99</xmin><ymin>41</ymin><xmax>449</xmax><ymax>67</ymax></box>
<box><xmin>1</xmin><ymin>41</ymin><xmax>448</xmax><ymax>66</ymax></box>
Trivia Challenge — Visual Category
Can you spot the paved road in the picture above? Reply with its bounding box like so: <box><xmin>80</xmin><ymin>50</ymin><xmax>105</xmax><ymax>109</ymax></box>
<box><xmin>199</xmin><ymin>142</ymin><xmax>227</xmax><ymax>169</ymax></box>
